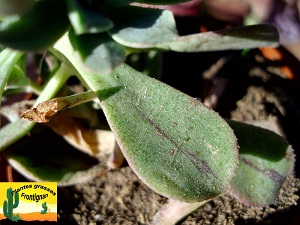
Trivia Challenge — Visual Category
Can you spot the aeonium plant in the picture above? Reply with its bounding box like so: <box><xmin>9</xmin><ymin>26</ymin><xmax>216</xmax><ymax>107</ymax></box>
<box><xmin>0</xmin><ymin>0</ymin><xmax>294</xmax><ymax>224</ymax></box>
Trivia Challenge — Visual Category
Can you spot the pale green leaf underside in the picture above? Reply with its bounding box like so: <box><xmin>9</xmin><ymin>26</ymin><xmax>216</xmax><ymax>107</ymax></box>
<box><xmin>5</xmin><ymin>129</ymin><xmax>105</xmax><ymax>186</ymax></box>
<box><xmin>0</xmin><ymin>48</ymin><xmax>23</xmax><ymax>108</ymax></box>
<box><xmin>109</xmin><ymin>6</ymin><xmax>278</xmax><ymax>51</ymax></box>
<box><xmin>109</xmin><ymin>7</ymin><xmax>178</xmax><ymax>48</ymax></box>
<box><xmin>227</xmin><ymin>120</ymin><xmax>294</xmax><ymax>206</ymax></box>
<box><xmin>53</xmin><ymin>35</ymin><xmax>239</xmax><ymax>202</ymax></box>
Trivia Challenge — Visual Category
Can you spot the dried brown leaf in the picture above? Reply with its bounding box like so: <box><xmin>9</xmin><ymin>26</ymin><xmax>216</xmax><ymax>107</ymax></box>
<box><xmin>20</xmin><ymin>91</ymin><xmax>96</xmax><ymax>123</ymax></box>
<box><xmin>48</xmin><ymin>112</ymin><xmax>115</xmax><ymax>158</ymax></box>
<box><xmin>20</xmin><ymin>99</ymin><xmax>61</xmax><ymax>123</ymax></box>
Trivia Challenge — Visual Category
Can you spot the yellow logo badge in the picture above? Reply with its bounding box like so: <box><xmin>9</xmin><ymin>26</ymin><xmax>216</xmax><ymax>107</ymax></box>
<box><xmin>0</xmin><ymin>182</ymin><xmax>57</xmax><ymax>222</ymax></box>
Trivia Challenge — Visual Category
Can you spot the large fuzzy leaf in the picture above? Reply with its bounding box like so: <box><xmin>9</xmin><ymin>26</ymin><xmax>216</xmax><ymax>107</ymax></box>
<box><xmin>52</xmin><ymin>35</ymin><xmax>239</xmax><ymax>202</ymax></box>
<box><xmin>227</xmin><ymin>120</ymin><xmax>294</xmax><ymax>206</ymax></box>
<box><xmin>109</xmin><ymin>6</ymin><xmax>278</xmax><ymax>51</ymax></box>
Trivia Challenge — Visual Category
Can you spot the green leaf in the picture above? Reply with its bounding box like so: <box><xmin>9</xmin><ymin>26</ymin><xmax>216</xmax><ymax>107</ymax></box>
<box><xmin>0</xmin><ymin>0</ymin><xmax>69</xmax><ymax>50</ymax></box>
<box><xmin>6</xmin><ymin>65</ymin><xmax>28</xmax><ymax>88</ymax></box>
<box><xmin>109</xmin><ymin>5</ymin><xmax>278</xmax><ymax>51</ymax></box>
<box><xmin>67</xmin><ymin>0</ymin><xmax>113</xmax><ymax>35</ymax></box>
<box><xmin>4</xmin><ymin>126</ymin><xmax>106</xmax><ymax>185</ymax></box>
<box><xmin>0</xmin><ymin>64</ymin><xmax>71</xmax><ymax>152</ymax></box>
<box><xmin>227</xmin><ymin>120</ymin><xmax>294</xmax><ymax>206</ymax></box>
<box><xmin>53</xmin><ymin>35</ymin><xmax>239</xmax><ymax>202</ymax></box>
<box><xmin>169</xmin><ymin>24</ymin><xmax>279</xmax><ymax>52</ymax></box>
<box><xmin>0</xmin><ymin>119</ymin><xmax>35</xmax><ymax>152</ymax></box>
<box><xmin>4</xmin><ymin>64</ymin><xmax>42</xmax><ymax>95</ymax></box>
<box><xmin>69</xmin><ymin>29</ymin><xmax>126</xmax><ymax>74</ymax></box>
<box><xmin>0</xmin><ymin>48</ymin><xmax>23</xmax><ymax>109</ymax></box>
<box><xmin>109</xmin><ymin>6</ymin><xmax>178</xmax><ymax>49</ymax></box>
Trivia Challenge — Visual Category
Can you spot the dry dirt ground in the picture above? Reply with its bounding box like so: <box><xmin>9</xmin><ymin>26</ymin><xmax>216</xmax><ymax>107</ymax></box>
<box><xmin>57</xmin><ymin>45</ymin><xmax>300</xmax><ymax>225</ymax></box>
<box><xmin>2</xmin><ymin>1</ymin><xmax>300</xmax><ymax>224</ymax></box>
<box><xmin>57</xmin><ymin>3</ymin><xmax>300</xmax><ymax>223</ymax></box>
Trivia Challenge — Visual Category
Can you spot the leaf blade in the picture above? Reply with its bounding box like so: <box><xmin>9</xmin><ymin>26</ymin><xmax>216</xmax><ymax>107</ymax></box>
<box><xmin>227</xmin><ymin>120</ymin><xmax>294</xmax><ymax>206</ymax></box>
<box><xmin>53</xmin><ymin>36</ymin><xmax>239</xmax><ymax>202</ymax></box>
<box><xmin>0</xmin><ymin>48</ymin><xmax>23</xmax><ymax>110</ymax></box>
<box><xmin>169</xmin><ymin>24</ymin><xmax>279</xmax><ymax>52</ymax></box>
<box><xmin>109</xmin><ymin>6</ymin><xmax>178</xmax><ymax>49</ymax></box>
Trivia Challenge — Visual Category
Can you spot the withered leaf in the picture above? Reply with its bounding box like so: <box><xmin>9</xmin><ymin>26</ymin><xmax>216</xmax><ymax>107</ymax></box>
<box><xmin>20</xmin><ymin>98</ymin><xmax>61</xmax><ymax>123</ymax></box>
<box><xmin>20</xmin><ymin>91</ymin><xmax>96</xmax><ymax>123</ymax></box>
<box><xmin>48</xmin><ymin>112</ymin><xmax>115</xmax><ymax>158</ymax></box>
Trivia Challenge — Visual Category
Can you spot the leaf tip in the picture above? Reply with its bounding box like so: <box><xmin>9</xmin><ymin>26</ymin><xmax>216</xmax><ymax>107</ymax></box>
<box><xmin>20</xmin><ymin>99</ymin><xmax>60</xmax><ymax>123</ymax></box>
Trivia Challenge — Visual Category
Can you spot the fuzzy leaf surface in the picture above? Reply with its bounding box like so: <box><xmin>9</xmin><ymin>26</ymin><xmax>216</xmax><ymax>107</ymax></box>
<box><xmin>227</xmin><ymin>120</ymin><xmax>294</xmax><ymax>206</ymax></box>
<box><xmin>53</xmin><ymin>36</ymin><xmax>239</xmax><ymax>202</ymax></box>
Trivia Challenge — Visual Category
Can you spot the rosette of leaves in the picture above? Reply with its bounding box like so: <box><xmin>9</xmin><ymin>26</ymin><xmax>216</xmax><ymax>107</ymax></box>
<box><xmin>0</xmin><ymin>0</ymin><xmax>278</xmax><ymax>75</ymax></box>
<box><xmin>0</xmin><ymin>0</ymin><xmax>293</xmax><ymax>223</ymax></box>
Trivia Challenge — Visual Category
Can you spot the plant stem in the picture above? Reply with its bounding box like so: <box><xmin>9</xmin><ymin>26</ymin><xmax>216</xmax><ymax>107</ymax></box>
<box><xmin>0</xmin><ymin>49</ymin><xmax>23</xmax><ymax>109</ymax></box>
<box><xmin>33</xmin><ymin>63</ymin><xmax>71</xmax><ymax>106</ymax></box>
<box><xmin>152</xmin><ymin>199</ymin><xmax>210</xmax><ymax>225</ymax></box>
<box><xmin>0</xmin><ymin>63</ymin><xmax>71</xmax><ymax>151</ymax></box>
<box><xmin>20</xmin><ymin>90</ymin><xmax>97</xmax><ymax>123</ymax></box>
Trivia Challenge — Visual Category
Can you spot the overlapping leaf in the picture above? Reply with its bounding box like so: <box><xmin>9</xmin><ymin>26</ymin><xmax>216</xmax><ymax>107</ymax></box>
<box><xmin>109</xmin><ymin>6</ymin><xmax>278</xmax><ymax>51</ymax></box>
<box><xmin>53</xmin><ymin>35</ymin><xmax>239</xmax><ymax>202</ymax></box>
<box><xmin>227</xmin><ymin>120</ymin><xmax>294</xmax><ymax>206</ymax></box>
<box><xmin>109</xmin><ymin>6</ymin><xmax>178</xmax><ymax>49</ymax></box>
<box><xmin>0</xmin><ymin>48</ymin><xmax>23</xmax><ymax>111</ymax></box>
<box><xmin>5</xmin><ymin>126</ymin><xmax>108</xmax><ymax>185</ymax></box>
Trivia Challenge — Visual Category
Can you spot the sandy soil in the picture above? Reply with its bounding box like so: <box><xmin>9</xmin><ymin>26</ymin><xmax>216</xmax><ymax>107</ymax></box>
<box><xmin>56</xmin><ymin>45</ymin><xmax>300</xmax><ymax>224</ymax></box>
<box><xmin>1</xmin><ymin>1</ymin><xmax>300</xmax><ymax>225</ymax></box>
